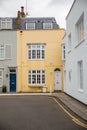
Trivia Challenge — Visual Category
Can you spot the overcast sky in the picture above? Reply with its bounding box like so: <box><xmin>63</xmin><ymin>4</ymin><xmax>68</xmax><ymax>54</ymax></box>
<box><xmin>0</xmin><ymin>0</ymin><xmax>74</xmax><ymax>28</ymax></box>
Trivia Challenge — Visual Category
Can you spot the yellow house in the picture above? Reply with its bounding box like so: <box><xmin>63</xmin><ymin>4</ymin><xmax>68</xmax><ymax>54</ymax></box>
<box><xmin>17</xmin><ymin>29</ymin><xmax>64</xmax><ymax>93</ymax></box>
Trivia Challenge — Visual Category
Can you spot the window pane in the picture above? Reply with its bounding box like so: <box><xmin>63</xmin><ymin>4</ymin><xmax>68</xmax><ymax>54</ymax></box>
<box><xmin>78</xmin><ymin>61</ymin><xmax>83</xmax><ymax>90</ymax></box>
<box><xmin>37</xmin><ymin>75</ymin><xmax>40</xmax><ymax>84</ymax></box>
<box><xmin>29</xmin><ymin>71</ymin><xmax>31</xmax><ymax>74</ymax></box>
<box><xmin>28</xmin><ymin>50</ymin><xmax>31</xmax><ymax>59</ymax></box>
<box><xmin>42</xmin><ymin>70</ymin><xmax>45</xmax><ymax>73</ymax></box>
<box><xmin>42</xmin><ymin>75</ymin><xmax>45</xmax><ymax>83</ymax></box>
<box><xmin>37</xmin><ymin>70</ymin><xmax>40</xmax><ymax>73</ymax></box>
<box><xmin>10</xmin><ymin>69</ymin><xmax>16</xmax><ymax>73</ymax></box>
<box><xmin>42</xmin><ymin>50</ymin><xmax>45</xmax><ymax>59</ymax></box>
<box><xmin>37</xmin><ymin>50</ymin><xmax>40</xmax><ymax>59</ymax></box>
<box><xmin>28</xmin><ymin>45</ymin><xmax>31</xmax><ymax>49</ymax></box>
<box><xmin>26</xmin><ymin>23</ymin><xmax>35</xmax><ymax>29</ymax></box>
<box><xmin>28</xmin><ymin>44</ymin><xmax>45</xmax><ymax>60</ymax></box>
<box><xmin>0</xmin><ymin>45</ymin><xmax>4</xmax><ymax>59</ymax></box>
<box><xmin>32</xmin><ymin>75</ymin><xmax>36</xmax><ymax>84</ymax></box>
<box><xmin>32</xmin><ymin>45</ymin><xmax>36</xmax><ymax>49</ymax></box>
<box><xmin>37</xmin><ymin>45</ymin><xmax>40</xmax><ymax>49</ymax></box>
<box><xmin>2</xmin><ymin>22</ymin><xmax>6</xmax><ymax>28</ymax></box>
<box><xmin>32</xmin><ymin>70</ymin><xmax>36</xmax><ymax>73</ymax></box>
<box><xmin>29</xmin><ymin>75</ymin><xmax>31</xmax><ymax>84</ymax></box>
<box><xmin>32</xmin><ymin>50</ymin><xmax>36</xmax><ymax>59</ymax></box>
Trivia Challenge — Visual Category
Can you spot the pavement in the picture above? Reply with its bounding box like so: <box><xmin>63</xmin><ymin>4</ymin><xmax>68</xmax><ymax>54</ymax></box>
<box><xmin>53</xmin><ymin>92</ymin><xmax>87</xmax><ymax>122</ymax></box>
<box><xmin>0</xmin><ymin>92</ymin><xmax>87</xmax><ymax>122</ymax></box>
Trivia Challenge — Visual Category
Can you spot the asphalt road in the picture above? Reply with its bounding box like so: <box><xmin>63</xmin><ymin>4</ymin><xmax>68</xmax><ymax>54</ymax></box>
<box><xmin>0</xmin><ymin>96</ymin><xmax>86</xmax><ymax>130</ymax></box>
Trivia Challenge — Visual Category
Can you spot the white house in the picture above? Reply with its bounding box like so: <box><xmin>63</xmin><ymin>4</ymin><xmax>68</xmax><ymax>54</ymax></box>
<box><xmin>0</xmin><ymin>18</ymin><xmax>17</xmax><ymax>92</ymax></box>
<box><xmin>62</xmin><ymin>0</ymin><xmax>87</xmax><ymax>104</ymax></box>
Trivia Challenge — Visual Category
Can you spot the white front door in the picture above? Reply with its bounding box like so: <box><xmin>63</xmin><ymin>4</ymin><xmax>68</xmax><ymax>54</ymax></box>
<box><xmin>54</xmin><ymin>70</ymin><xmax>61</xmax><ymax>91</ymax></box>
<box><xmin>0</xmin><ymin>70</ymin><xmax>3</xmax><ymax>87</ymax></box>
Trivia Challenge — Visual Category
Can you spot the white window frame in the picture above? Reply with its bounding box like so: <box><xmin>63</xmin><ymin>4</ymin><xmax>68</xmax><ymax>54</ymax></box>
<box><xmin>26</xmin><ymin>22</ymin><xmax>35</xmax><ymax>30</ymax></box>
<box><xmin>0</xmin><ymin>45</ymin><xmax>5</xmax><ymax>60</ymax></box>
<box><xmin>28</xmin><ymin>44</ymin><xmax>45</xmax><ymax>60</ymax></box>
<box><xmin>28</xmin><ymin>70</ymin><xmax>45</xmax><ymax>85</ymax></box>
<box><xmin>78</xmin><ymin>61</ymin><xmax>83</xmax><ymax>91</ymax></box>
<box><xmin>76</xmin><ymin>13</ymin><xmax>84</xmax><ymax>45</ymax></box>
<box><xmin>0</xmin><ymin>44</ymin><xmax>12</xmax><ymax>60</ymax></box>
<box><xmin>43</xmin><ymin>23</ymin><xmax>53</xmax><ymax>29</ymax></box>
<box><xmin>0</xmin><ymin>70</ymin><xmax>3</xmax><ymax>87</ymax></box>
<box><xmin>1</xmin><ymin>18</ymin><xmax>12</xmax><ymax>29</ymax></box>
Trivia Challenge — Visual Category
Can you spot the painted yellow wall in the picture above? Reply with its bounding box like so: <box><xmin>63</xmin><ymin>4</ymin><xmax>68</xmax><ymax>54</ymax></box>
<box><xmin>17</xmin><ymin>29</ymin><xmax>64</xmax><ymax>92</ymax></box>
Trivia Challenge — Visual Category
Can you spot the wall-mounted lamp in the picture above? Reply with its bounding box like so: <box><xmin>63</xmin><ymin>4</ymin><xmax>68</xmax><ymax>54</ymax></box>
<box><xmin>6</xmin><ymin>74</ymin><xmax>8</xmax><ymax>78</ymax></box>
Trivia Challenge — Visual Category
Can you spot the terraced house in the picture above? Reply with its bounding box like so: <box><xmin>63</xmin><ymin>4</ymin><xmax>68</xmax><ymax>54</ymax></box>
<box><xmin>0</xmin><ymin>7</ymin><xmax>64</xmax><ymax>93</ymax></box>
<box><xmin>0</xmin><ymin>18</ymin><xmax>17</xmax><ymax>92</ymax></box>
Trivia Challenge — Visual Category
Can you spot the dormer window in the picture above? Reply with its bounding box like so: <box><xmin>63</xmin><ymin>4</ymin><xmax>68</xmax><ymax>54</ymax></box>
<box><xmin>0</xmin><ymin>18</ymin><xmax>12</xmax><ymax>29</ymax></box>
<box><xmin>26</xmin><ymin>22</ymin><xmax>35</xmax><ymax>30</ymax></box>
<box><xmin>43</xmin><ymin>23</ymin><xmax>53</xmax><ymax>29</ymax></box>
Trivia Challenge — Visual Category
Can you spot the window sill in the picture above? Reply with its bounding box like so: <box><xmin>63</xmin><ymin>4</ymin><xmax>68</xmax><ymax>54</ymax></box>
<box><xmin>78</xmin><ymin>89</ymin><xmax>84</xmax><ymax>93</ymax></box>
<box><xmin>0</xmin><ymin>58</ymin><xmax>12</xmax><ymax>61</ymax></box>
<box><xmin>5</xmin><ymin>58</ymin><xmax>12</xmax><ymax>60</ymax></box>
<box><xmin>75</xmin><ymin>39</ymin><xmax>85</xmax><ymax>48</ymax></box>
<box><xmin>28</xmin><ymin>84</ymin><xmax>45</xmax><ymax>87</ymax></box>
<box><xmin>28</xmin><ymin>59</ymin><xmax>45</xmax><ymax>61</ymax></box>
<box><xmin>0</xmin><ymin>59</ymin><xmax>5</xmax><ymax>61</ymax></box>
<box><xmin>68</xmin><ymin>49</ymin><xmax>71</xmax><ymax>53</ymax></box>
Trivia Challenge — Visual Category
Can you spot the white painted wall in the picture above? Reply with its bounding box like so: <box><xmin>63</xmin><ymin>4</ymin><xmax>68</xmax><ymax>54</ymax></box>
<box><xmin>64</xmin><ymin>0</ymin><xmax>87</xmax><ymax>104</ymax></box>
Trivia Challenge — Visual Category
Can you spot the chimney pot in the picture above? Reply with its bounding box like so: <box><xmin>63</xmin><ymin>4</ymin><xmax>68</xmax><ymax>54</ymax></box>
<box><xmin>21</xmin><ymin>6</ymin><xmax>24</xmax><ymax>12</ymax></box>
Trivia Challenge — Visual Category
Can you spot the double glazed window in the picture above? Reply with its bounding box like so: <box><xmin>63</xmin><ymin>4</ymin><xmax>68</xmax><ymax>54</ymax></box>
<box><xmin>78</xmin><ymin>61</ymin><xmax>83</xmax><ymax>90</ymax></box>
<box><xmin>26</xmin><ymin>23</ymin><xmax>35</xmax><ymax>30</ymax></box>
<box><xmin>43</xmin><ymin>23</ymin><xmax>53</xmax><ymax>29</ymax></box>
<box><xmin>28</xmin><ymin>44</ymin><xmax>45</xmax><ymax>60</ymax></box>
<box><xmin>28</xmin><ymin>70</ymin><xmax>45</xmax><ymax>85</ymax></box>
<box><xmin>0</xmin><ymin>45</ymin><xmax>4</xmax><ymax>59</ymax></box>
<box><xmin>0</xmin><ymin>45</ymin><xmax>11</xmax><ymax>60</ymax></box>
<box><xmin>0</xmin><ymin>18</ymin><xmax>12</xmax><ymax>29</ymax></box>
<box><xmin>76</xmin><ymin>13</ymin><xmax>84</xmax><ymax>43</ymax></box>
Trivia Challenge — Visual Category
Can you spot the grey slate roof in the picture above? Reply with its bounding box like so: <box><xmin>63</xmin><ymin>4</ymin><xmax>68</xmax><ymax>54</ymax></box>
<box><xmin>0</xmin><ymin>17</ymin><xmax>58</xmax><ymax>30</ymax></box>
<box><xmin>21</xmin><ymin>17</ymin><xmax>58</xmax><ymax>30</ymax></box>
<box><xmin>12</xmin><ymin>18</ymin><xmax>17</xmax><ymax>29</ymax></box>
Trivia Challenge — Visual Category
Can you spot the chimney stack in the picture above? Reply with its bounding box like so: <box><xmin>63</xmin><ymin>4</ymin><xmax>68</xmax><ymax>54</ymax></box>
<box><xmin>17</xmin><ymin>11</ymin><xmax>21</xmax><ymax>18</ymax></box>
<box><xmin>16</xmin><ymin>6</ymin><xmax>25</xmax><ymax>29</ymax></box>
